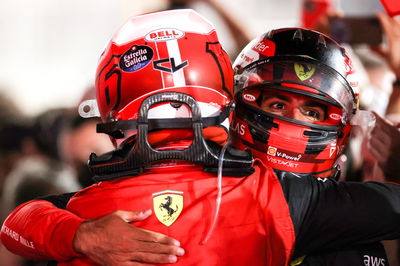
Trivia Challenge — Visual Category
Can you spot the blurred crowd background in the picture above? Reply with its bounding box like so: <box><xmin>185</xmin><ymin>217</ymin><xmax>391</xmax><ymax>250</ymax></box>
<box><xmin>1</xmin><ymin>0</ymin><xmax>400</xmax><ymax>265</ymax></box>
<box><xmin>0</xmin><ymin>0</ymin><xmax>383</xmax><ymax>116</ymax></box>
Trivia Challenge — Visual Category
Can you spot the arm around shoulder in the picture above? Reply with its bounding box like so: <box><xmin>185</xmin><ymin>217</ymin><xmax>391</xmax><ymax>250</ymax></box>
<box><xmin>1</xmin><ymin>199</ymin><xmax>84</xmax><ymax>262</ymax></box>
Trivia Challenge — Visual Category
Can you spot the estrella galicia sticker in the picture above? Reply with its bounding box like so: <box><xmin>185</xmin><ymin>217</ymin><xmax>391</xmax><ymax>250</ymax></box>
<box><xmin>153</xmin><ymin>190</ymin><xmax>183</xmax><ymax>227</ymax></box>
<box><xmin>294</xmin><ymin>63</ymin><xmax>316</xmax><ymax>81</ymax></box>
<box><xmin>119</xmin><ymin>45</ymin><xmax>153</xmax><ymax>72</ymax></box>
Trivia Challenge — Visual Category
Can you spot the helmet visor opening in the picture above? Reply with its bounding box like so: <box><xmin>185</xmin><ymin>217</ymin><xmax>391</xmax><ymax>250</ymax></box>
<box><xmin>235</xmin><ymin>58</ymin><xmax>356</xmax><ymax>120</ymax></box>
<box><xmin>239</xmin><ymin>87</ymin><xmax>345</xmax><ymax>127</ymax></box>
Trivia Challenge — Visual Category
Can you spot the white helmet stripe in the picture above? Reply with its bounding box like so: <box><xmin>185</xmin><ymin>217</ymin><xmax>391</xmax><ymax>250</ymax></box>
<box><xmin>166</xmin><ymin>39</ymin><xmax>186</xmax><ymax>87</ymax></box>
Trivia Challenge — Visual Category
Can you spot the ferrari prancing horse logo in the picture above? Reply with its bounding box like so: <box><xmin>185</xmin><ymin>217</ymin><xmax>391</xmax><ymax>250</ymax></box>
<box><xmin>152</xmin><ymin>190</ymin><xmax>183</xmax><ymax>227</ymax></box>
<box><xmin>294</xmin><ymin>63</ymin><xmax>316</xmax><ymax>81</ymax></box>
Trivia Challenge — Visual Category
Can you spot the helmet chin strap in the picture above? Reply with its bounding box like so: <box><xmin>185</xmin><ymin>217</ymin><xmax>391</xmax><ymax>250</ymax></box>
<box><xmin>88</xmin><ymin>92</ymin><xmax>254</xmax><ymax>182</ymax></box>
<box><xmin>311</xmin><ymin>165</ymin><xmax>340</xmax><ymax>179</ymax></box>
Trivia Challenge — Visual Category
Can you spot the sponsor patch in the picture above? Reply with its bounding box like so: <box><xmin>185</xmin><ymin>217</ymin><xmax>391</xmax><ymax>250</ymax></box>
<box><xmin>329</xmin><ymin>113</ymin><xmax>341</xmax><ymax>120</ymax></box>
<box><xmin>267</xmin><ymin>146</ymin><xmax>277</xmax><ymax>156</ymax></box>
<box><xmin>329</xmin><ymin>143</ymin><xmax>337</xmax><ymax>158</ymax></box>
<box><xmin>153</xmin><ymin>190</ymin><xmax>183</xmax><ymax>227</ymax></box>
<box><xmin>251</xmin><ymin>39</ymin><xmax>275</xmax><ymax>57</ymax></box>
<box><xmin>294</xmin><ymin>63</ymin><xmax>316</xmax><ymax>81</ymax></box>
<box><xmin>267</xmin><ymin>146</ymin><xmax>302</xmax><ymax>161</ymax></box>
<box><xmin>145</xmin><ymin>29</ymin><xmax>184</xmax><ymax>42</ymax></box>
<box><xmin>119</xmin><ymin>45</ymin><xmax>153</xmax><ymax>72</ymax></box>
<box><xmin>240</xmin><ymin>53</ymin><xmax>255</xmax><ymax>63</ymax></box>
<box><xmin>243</xmin><ymin>93</ymin><xmax>256</xmax><ymax>102</ymax></box>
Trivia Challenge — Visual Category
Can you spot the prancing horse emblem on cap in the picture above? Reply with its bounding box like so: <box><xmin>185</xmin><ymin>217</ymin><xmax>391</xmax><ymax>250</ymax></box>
<box><xmin>294</xmin><ymin>63</ymin><xmax>316</xmax><ymax>81</ymax></box>
<box><xmin>153</xmin><ymin>190</ymin><xmax>183</xmax><ymax>227</ymax></box>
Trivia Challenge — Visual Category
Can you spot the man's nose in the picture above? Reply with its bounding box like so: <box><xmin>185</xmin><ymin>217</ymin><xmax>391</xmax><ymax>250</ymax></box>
<box><xmin>291</xmin><ymin>108</ymin><xmax>305</xmax><ymax>122</ymax></box>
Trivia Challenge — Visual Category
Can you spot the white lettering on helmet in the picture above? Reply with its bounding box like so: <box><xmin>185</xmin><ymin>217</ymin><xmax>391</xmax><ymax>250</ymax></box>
<box><xmin>329</xmin><ymin>113</ymin><xmax>342</xmax><ymax>120</ymax></box>
<box><xmin>267</xmin><ymin>146</ymin><xmax>302</xmax><ymax>162</ymax></box>
<box><xmin>243</xmin><ymin>93</ymin><xmax>256</xmax><ymax>102</ymax></box>
<box><xmin>145</xmin><ymin>29</ymin><xmax>185</xmax><ymax>42</ymax></box>
<box><xmin>231</xmin><ymin>121</ymin><xmax>245</xmax><ymax>136</ymax></box>
<box><xmin>275</xmin><ymin>152</ymin><xmax>302</xmax><ymax>161</ymax></box>
<box><xmin>252</xmin><ymin>41</ymin><xmax>270</xmax><ymax>52</ymax></box>
<box><xmin>266</xmin><ymin>156</ymin><xmax>299</xmax><ymax>168</ymax></box>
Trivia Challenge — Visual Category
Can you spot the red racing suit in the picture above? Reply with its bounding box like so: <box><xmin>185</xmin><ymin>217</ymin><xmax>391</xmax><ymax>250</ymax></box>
<box><xmin>2</xmin><ymin>160</ymin><xmax>400</xmax><ymax>265</ymax></box>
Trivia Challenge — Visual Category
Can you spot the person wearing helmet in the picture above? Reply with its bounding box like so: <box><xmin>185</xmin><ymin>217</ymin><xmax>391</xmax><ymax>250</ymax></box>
<box><xmin>2</xmin><ymin>9</ymin><xmax>256</xmax><ymax>265</ymax></box>
<box><xmin>3</xmin><ymin>12</ymin><xmax>400</xmax><ymax>266</ymax></box>
<box><xmin>230</xmin><ymin>28</ymin><xmax>389</xmax><ymax>265</ymax></box>
<box><xmin>231</xmin><ymin>27</ymin><xmax>360</xmax><ymax>179</ymax></box>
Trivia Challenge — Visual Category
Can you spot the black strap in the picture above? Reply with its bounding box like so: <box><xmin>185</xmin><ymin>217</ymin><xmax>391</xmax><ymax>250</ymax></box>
<box><xmin>89</xmin><ymin>93</ymin><xmax>253</xmax><ymax>181</ymax></box>
<box><xmin>96</xmin><ymin>105</ymin><xmax>232</xmax><ymax>138</ymax></box>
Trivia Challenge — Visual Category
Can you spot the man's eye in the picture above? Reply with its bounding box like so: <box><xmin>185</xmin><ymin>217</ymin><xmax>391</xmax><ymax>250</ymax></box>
<box><xmin>305</xmin><ymin>110</ymin><xmax>320</xmax><ymax>120</ymax></box>
<box><xmin>270</xmin><ymin>102</ymin><xmax>285</xmax><ymax>110</ymax></box>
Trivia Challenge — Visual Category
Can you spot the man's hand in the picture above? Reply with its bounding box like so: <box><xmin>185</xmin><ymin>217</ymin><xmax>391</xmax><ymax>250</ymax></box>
<box><xmin>368</xmin><ymin>112</ymin><xmax>400</xmax><ymax>182</ymax></box>
<box><xmin>72</xmin><ymin>210</ymin><xmax>185</xmax><ymax>266</ymax></box>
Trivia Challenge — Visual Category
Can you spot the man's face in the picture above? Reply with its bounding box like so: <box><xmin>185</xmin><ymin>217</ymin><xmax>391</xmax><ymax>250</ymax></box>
<box><xmin>260</xmin><ymin>90</ymin><xmax>328</xmax><ymax>123</ymax></box>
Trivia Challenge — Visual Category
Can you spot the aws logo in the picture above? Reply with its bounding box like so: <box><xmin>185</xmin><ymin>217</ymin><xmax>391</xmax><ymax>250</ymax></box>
<box><xmin>363</xmin><ymin>255</ymin><xmax>386</xmax><ymax>266</ymax></box>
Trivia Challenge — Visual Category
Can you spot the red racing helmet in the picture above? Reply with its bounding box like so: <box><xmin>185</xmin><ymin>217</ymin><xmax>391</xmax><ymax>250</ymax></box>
<box><xmin>80</xmin><ymin>9</ymin><xmax>233</xmax><ymax>142</ymax></box>
<box><xmin>78</xmin><ymin>9</ymin><xmax>253</xmax><ymax>181</ymax></box>
<box><xmin>231</xmin><ymin>28</ymin><xmax>359</xmax><ymax>176</ymax></box>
